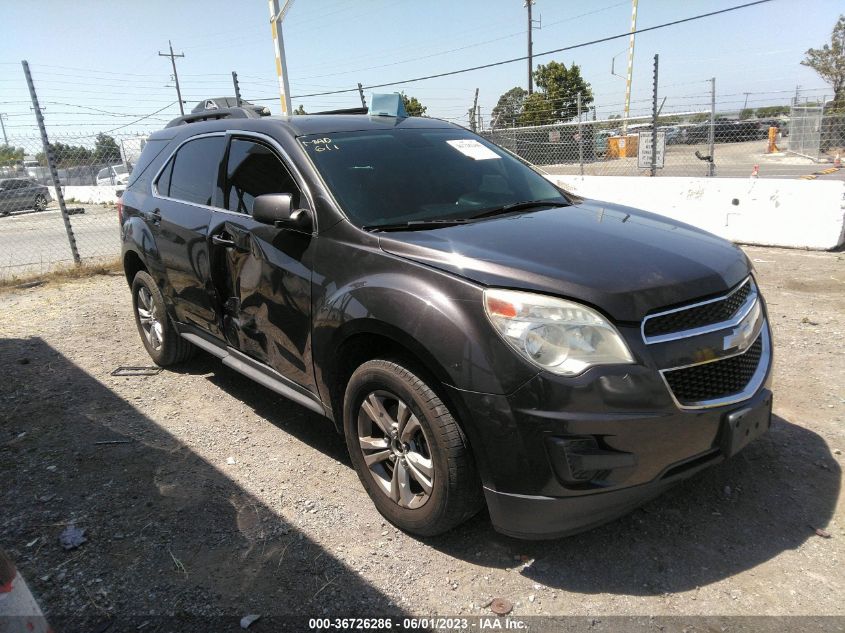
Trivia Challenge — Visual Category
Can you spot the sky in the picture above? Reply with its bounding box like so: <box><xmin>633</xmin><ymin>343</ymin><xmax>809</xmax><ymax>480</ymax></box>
<box><xmin>0</xmin><ymin>0</ymin><xmax>841</xmax><ymax>141</ymax></box>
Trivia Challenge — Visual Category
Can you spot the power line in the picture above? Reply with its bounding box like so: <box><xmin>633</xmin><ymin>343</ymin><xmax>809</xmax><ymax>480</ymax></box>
<box><xmin>280</xmin><ymin>0</ymin><xmax>775</xmax><ymax>100</ymax></box>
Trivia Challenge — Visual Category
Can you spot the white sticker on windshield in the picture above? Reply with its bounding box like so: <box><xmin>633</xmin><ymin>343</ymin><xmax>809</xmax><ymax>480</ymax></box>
<box><xmin>446</xmin><ymin>139</ymin><xmax>500</xmax><ymax>160</ymax></box>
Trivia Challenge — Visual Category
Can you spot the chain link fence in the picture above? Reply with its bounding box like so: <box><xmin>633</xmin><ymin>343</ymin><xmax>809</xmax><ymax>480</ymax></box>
<box><xmin>0</xmin><ymin>132</ymin><xmax>152</xmax><ymax>280</ymax></box>
<box><xmin>482</xmin><ymin>99</ymin><xmax>845</xmax><ymax>180</ymax></box>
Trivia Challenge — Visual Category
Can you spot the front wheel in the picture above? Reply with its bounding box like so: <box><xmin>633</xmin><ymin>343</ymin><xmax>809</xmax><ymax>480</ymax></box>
<box><xmin>343</xmin><ymin>359</ymin><xmax>483</xmax><ymax>536</ymax></box>
<box><xmin>131</xmin><ymin>270</ymin><xmax>195</xmax><ymax>366</ymax></box>
<box><xmin>33</xmin><ymin>194</ymin><xmax>47</xmax><ymax>212</ymax></box>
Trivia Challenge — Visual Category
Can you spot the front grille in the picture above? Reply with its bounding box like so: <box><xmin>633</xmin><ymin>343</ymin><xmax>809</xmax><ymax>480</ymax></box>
<box><xmin>663</xmin><ymin>334</ymin><xmax>763</xmax><ymax>406</ymax></box>
<box><xmin>644</xmin><ymin>279</ymin><xmax>752</xmax><ymax>338</ymax></box>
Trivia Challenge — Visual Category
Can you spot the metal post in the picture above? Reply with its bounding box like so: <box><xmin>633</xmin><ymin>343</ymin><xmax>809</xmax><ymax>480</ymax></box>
<box><xmin>21</xmin><ymin>60</ymin><xmax>80</xmax><ymax>264</ymax></box>
<box><xmin>577</xmin><ymin>92</ymin><xmax>584</xmax><ymax>176</ymax></box>
<box><xmin>269</xmin><ymin>0</ymin><xmax>295</xmax><ymax>115</ymax></box>
<box><xmin>622</xmin><ymin>0</ymin><xmax>638</xmax><ymax>136</ymax></box>
<box><xmin>650</xmin><ymin>54</ymin><xmax>658</xmax><ymax>177</ymax></box>
<box><xmin>357</xmin><ymin>83</ymin><xmax>367</xmax><ymax>109</ymax></box>
<box><xmin>708</xmin><ymin>77</ymin><xmax>716</xmax><ymax>177</ymax></box>
<box><xmin>477</xmin><ymin>107</ymin><xmax>482</xmax><ymax>132</ymax></box>
<box><xmin>526</xmin><ymin>0</ymin><xmax>534</xmax><ymax>94</ymax></box>
<box><xmin>159</xmin><ymin>41</ymin><xmax>185</xmax><ymax>115</ymax></box>
<box><xmin>232</xmin><ymin>71</ymin><xmax>242</xmax><ymax>107</ymax></box>
<box><xmin>0</xmin><ymin>113</ymin><xmax>7</xmax><ymax>145</ymax></box>
<box><xmin>471</xmin><ymin>88</ymin><xmax>479</xmax><ymax>132</ymax></box>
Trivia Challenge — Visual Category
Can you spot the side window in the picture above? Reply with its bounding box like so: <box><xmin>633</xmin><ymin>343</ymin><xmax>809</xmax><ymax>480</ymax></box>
<box><xmin>155</xmin><ymin>157</ymin><xmax>174</xmax><ymax>197</ymax></box>
<box><xmin>168</xmin><ymin>136</ymin><xmax>226</xmax><ymax>206</ymax></box>
<box><xmin>224</xmin><ymin>138</ymin><xmax>300</xmax><ymax>215</ymax></box>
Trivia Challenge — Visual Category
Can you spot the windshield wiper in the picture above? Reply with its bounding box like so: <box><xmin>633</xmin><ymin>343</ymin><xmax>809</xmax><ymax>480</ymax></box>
<box><xmin>469</xmin><ymin>199</ymin><xmax>571</xmax><ymax>220</ymax></box>
<box><xmin>363</xmin><ymin>218</ymin><xmax>472</xmax><ymax>232</ymax></box>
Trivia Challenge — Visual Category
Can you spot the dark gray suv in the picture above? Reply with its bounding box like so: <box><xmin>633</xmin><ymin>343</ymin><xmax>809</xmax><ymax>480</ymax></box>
<box><xmin>119</xmin><ymin>104</ymin><xmax>773</xmax><ymax>539</ymax></box>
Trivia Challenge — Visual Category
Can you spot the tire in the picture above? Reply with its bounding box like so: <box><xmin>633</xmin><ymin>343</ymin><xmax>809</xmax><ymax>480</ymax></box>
<box><xmin>343</xmin><ymin>358</ymin><xmax>483</xmax><ymax>536</ymax></box>
<box><xmin>131</xmin><ymin>270</ymin><xmax>195</xmax><ymax>366</ymax></box>
<box><xmin>33</xmin><ymin>194</ymin><xmax>47</xmax><ymax>212</ymax></box>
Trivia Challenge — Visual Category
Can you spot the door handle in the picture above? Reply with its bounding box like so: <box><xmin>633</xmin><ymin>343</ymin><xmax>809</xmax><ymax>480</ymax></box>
<box><xmin>212</xmin><ymin>234</ymin><xmax>237</xmax><ymax>248</ymax></box>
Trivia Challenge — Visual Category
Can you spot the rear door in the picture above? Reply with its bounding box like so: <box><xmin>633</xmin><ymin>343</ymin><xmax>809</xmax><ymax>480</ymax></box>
<box><xmin>209</xmin><ymin>134</ymin><xmax>315</xmax><ymax>391</ymax></box>
<box><xmin>151</xmin><ymin>133</ymin><xmax>227</xmax><ymax>333</ymax></box>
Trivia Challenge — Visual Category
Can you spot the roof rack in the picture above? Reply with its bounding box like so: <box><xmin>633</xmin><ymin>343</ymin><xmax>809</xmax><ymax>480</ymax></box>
<box><xmin>311</xmin><ymin>107</ymin><xmax>369</xmax><ymax>115</ymax></box>
<box><xmin>165</xmin><ymin>106</ymin><xmax>269</xmax><ymax>128</ymax></box>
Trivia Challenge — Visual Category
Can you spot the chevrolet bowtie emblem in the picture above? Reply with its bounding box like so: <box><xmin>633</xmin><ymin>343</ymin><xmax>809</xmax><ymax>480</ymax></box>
<box><xmin>723</xmin><ymin>300</ymin><xmax>760</xmax><ymax>353</ymax></box>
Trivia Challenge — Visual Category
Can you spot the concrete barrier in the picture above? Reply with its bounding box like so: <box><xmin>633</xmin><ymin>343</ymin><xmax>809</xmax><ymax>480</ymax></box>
<box><xmin>546</xmin><ymin>175</ymin><xmax>845</xmax><ymax>250</ymax></box>
<box><xmin>50</xmin><ymin>185</ymin><xmax>121</xmax><ymax>206</ymax></box>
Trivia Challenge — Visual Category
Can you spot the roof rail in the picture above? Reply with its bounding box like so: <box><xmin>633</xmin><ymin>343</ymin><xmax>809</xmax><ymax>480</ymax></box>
<box><xmin>311</xmin><ymin>107</ymin><xmax>369</xmax><ymax>115</ymax></box>
<box><xmin>165</xmin><ymin>106</ymin><xmax>269</xmax><ymax>128</ymax></box>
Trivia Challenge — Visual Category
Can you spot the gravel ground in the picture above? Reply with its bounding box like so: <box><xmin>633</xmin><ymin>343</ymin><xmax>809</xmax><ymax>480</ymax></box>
<box><xmin>1</xmin><ymin>245</ymin><xmax>843</xmax><ymax>629</ymax></box>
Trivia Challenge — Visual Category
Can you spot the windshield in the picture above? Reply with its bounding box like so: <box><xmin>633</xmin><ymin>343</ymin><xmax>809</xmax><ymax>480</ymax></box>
<box><xmin>299</xmin><ymin>128</ymin><xmax>567</xmax><ymax>228</ymax></box>
<box><xmin>113</xmin><ymin>165</ymin><xmax>128</xmax><ymax>174</ymax></box>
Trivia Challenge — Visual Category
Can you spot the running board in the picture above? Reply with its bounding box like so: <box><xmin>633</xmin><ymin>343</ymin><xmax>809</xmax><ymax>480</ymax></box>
<box><xmin>180</xmin><ymin>331</ymin><xmax>327</xmax><ymax>417</ymax></box>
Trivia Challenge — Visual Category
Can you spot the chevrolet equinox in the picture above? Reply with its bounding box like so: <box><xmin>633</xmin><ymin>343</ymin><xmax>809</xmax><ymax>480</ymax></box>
<box><xmin>119</xmin><ymin>101</ymin><xmax>773</xmax><ymax>539</ymax></box>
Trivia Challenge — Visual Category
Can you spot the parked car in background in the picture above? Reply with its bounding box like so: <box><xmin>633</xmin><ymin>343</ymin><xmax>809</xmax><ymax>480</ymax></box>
<box><xmin>684</xmin><ymin>119</ymin><xmax>766</xmax><ymax>144</ymax></box>
<box><xmin>97</xmin><ymin>164</ymin><xmax>130</xmax><ymax>186</ymax></box>
<box><xmin>0</xmin><ymin>178</ymin><xmax>51</xmax><ymax>215</ymax></box>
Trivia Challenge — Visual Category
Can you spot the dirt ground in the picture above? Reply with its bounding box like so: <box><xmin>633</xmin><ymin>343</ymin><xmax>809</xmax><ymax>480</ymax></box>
<box><xmin>1</xmin><ymin>245</ymin><xmax>843</xmax><ymax>630</ymax></box>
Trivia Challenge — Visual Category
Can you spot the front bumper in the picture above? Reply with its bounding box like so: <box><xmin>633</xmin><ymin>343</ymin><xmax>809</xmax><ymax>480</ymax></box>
<box><xmin>447</xmin><ymin>334</ymin><xmax>773</xmax><ymax>539</ymax></box>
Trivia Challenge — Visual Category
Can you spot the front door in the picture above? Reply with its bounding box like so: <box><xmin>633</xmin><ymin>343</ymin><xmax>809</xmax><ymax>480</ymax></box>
<box><xmin>209</xmin><ymin>136</ymin><xmax>316</xmax><ymax>393</ymax></box>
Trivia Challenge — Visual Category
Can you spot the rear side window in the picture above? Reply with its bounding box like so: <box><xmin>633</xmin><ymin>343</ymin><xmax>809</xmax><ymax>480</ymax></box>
<box><xmin>224</xmin><ymin>138</ymin><xmax>300</xmax><ymax>214</ymax></box>
<box><xmin>156</xmin><ymin>159</ymin><xmax>174</xmax><ymax>197</ymax></box>
<box><xmin>167</xmin><ymin>136</ymin><xmax>226</xmax><ymax>206</ymax></box>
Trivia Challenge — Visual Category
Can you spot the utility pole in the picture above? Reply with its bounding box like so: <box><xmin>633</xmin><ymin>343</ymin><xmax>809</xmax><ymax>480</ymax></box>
<box><xmin>622</xmin><ymin>0</ymin><xmax>638</xmax><ymax>135</ymax></box>
<box><xmin>793</xmin><ymin>84</ymin><xmax>800</xmax><ymax>106</ymax></box>
<box><xmin>357</xmin><ymin>83</ymin><xmax>367</xmax><ymax>109</ymax></box>
<box><xmin>471</xmin><ymin>88</ymin><xmax>479</xmax><ymax>132</ymax></box>
<box><xmin>525</xmin><ymin>0</ymin><xmax>540</xmax><ymax>94</ymax></box>
<box><xmin>0</xmin><ymin>113</ymin><xmax>7</xmax><ymax>145</ymax></box>
<box><xmin>159</xmin><ymin>41</ymin><xmax>185</xmax><ymax>115</ymax></box>
<box><xmin>269</xmin><ymin>0</ymin><xmax>295</xmax><ymax>115</ymax></box>
<box><xmin>232</xmin><ymin>71</ymin><xmax>242</xmax><ymax>106</ymax></box>
<box><xmin>742</xmin><ymin>91</ymin><xmax>751</xmax><ymax>114</ymax></box>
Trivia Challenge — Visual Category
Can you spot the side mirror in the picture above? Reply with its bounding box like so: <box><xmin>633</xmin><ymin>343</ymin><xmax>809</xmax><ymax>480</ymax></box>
<box><xmin>253</xmin><ymin>193</ymin><xmax>313</xmax><ymax>233</ymax></box>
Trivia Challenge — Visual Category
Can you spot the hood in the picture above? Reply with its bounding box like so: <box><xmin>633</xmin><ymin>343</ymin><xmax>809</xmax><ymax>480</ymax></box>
<box><xmin>377</xmin><ymin>200</ymin><xmax>750</xmax><ymax>322</ymax></box>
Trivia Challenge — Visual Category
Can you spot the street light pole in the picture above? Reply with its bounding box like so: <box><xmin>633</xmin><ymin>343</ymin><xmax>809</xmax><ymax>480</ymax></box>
<box><xmin>269</xmin><ymin>0</ymin><xmax>295</xmax><ymax>115</ymax></box>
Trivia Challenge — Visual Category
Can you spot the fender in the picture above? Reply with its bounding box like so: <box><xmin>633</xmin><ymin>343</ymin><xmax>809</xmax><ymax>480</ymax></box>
<box><xmin>311</xmin><ymin>260</ymin><xmax>538</xmax><ymax>404</ymax></box>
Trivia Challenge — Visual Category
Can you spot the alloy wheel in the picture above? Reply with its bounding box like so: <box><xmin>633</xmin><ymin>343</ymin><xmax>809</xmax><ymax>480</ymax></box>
<box><xmin>136</xmin><ymin>286</ymin><xmax>163</xmax><ymax>351</ymax></box>
<box><xmin>357</xmin><ymin>390</ymin><xmax>434</xmax><ymax>509</ymax></box>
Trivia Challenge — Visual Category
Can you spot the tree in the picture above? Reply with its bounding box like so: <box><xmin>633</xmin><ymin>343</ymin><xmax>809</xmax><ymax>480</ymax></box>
<box><xmin>491</xmin><ymin>87</ymin><xmax>527</xmax><ymax>127</ymax></box>
<box><xmin>739</xmin><ymin>108</ymin><xmax>755</xmax><ymax>120</ymax></box>
<box><xmin>0</xmin><ymin>145</ymin><xmax>24</xmax><ymax>167</ymax></box>
<box><xmin>293</xmin><ymin>104</ymin><xmax>307</xmax><ymax>115</ymax></box>
<box><xmin>92</xmin><ymin>133</ymin><xmax>121</xmax><ymax>164</ymax></box>
<box><xmin>519</xmin><ymin>92</ymin><xmax>553</xmax><ymax>126</ymax></box>
<box><xmin>532</xmin><ymin>60</ymin><xmax>594</xmax><ymax>122</ymax></box>
<box><xmin>401</xmin><ymin>93</ymin><xmax>427</xmax><ymax>117</ymax></box>
<box><xmin>755</xmin><ymin>105</ymin><xmax>790</xmax><ymax>118</ymax></box>
<box><xmin>608</xmin><ymin>114</ymin><xmax>622</xmax><ymax>120</ymax></box>
<box><xmin>35</xmin><ymin>142</ymin><xmax>93</xmax><ymax>168</ymax></box>
<box><xmin>512</xmin><ymin>60</ymin><xmax>594</xmax><ymax>126</ymax></box>
<box><xmin>801</xmin><ymin>14</ymin><xmax>845</xmax><ymax>109</ymax></box>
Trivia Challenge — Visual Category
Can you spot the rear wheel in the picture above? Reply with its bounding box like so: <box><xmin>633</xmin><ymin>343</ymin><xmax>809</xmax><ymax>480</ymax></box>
<box><xmin>131</xmin><ymin>270</ymin><xmax>195</xmax><ymax>366</ymax></box>
<box><xmin>343</xmin><ymin>359</ymin><xmax>483</xmax><ymax>536</ymax></box>
<box><xmin>33</xmin><ymin>194</ymin><xmax>47</xmax><ymax>212</ymax></box>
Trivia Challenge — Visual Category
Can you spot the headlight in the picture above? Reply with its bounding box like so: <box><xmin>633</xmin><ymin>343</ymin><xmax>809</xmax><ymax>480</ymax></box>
<box><xmin>483</xmin><ymin>288</ymin><xmax>635</xmax><ymax>376</ymax></box>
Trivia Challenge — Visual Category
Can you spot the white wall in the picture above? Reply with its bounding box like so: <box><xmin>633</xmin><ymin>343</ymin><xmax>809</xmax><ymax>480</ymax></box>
<box><xmin>50</xmin><ymin>185</ymin><xmax>121</xmax><ymax>206</ymax></box>
<box><xmin>546</xmin><ymin>175</ymin><xmax>845</xmax><ymax>250</ymax></box>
